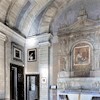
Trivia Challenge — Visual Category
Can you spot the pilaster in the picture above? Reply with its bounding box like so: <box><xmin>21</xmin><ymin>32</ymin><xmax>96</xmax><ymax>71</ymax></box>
<box><xmin>38</xmin><ymin>33</ymin><xmax>52</xmax><ymax>100</ymax></box>
<box><xmin>0</xmin><ymin>32</ymin><xmax>6</xmax><ymax>99</ymax></box>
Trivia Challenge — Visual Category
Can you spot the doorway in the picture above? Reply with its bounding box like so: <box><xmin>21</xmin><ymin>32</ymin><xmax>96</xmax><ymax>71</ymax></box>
<box><xmin>10</xmin><ymin>64</ymin><xmax>24</xmax><ymax>100</ymax></box>
<box><xmin>92</xmin><ymin>97</ymin><xmax>100</xmax><ymax>100</ymax></box>
<box><xmin>26</xmin><ymin>74</ymin><xmax>40</xmax><ymax>100</ymax></box>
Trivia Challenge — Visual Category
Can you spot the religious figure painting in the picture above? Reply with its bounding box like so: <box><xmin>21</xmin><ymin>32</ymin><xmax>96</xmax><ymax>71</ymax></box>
<box><xmin>74</xmin><ymin>46</ymin><xmax>90</xmax><ymax>65</ymax></box>
<box><xmin>27</xmin><ymin>48</ymin><xmax>37</xmax><ymax>62</ymax></box>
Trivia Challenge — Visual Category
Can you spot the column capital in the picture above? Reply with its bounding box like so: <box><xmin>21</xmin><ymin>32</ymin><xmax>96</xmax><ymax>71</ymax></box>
<box><xmin>38</xmin><ymin>41</ymin><xmax>51</xmax><ymax>47</ymax></box>
<box><xmin>38</xmin><ymin>33</ymin><xmax>53</xmax><ymax>47</ymax></box>
<box><xmin>0</xmin><ymin>32</ymin><xmax>6</xmax><ymax>41</ymax></box>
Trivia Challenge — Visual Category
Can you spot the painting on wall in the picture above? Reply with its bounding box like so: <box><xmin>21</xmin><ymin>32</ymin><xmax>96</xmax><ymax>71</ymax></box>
<box><xmin>11</xmin><ymin>42</ymin><xmax>24</xmax><ymax>62</ymax></box>
<box><xmin>27</xmin><ymin>48</ymin><xmax>37</xmax><ymax>62</ymax></box>
<box><xmin>74</xmin><ymin>45</ymin><xmax>90</xmax><ymax>65</ymax></box>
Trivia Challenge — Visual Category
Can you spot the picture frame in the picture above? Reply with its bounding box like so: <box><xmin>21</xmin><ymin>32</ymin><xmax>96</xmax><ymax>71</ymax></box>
<box><xmin>11</xmin><ymin>42</ymin><xmax>24</xmax><ymax>62</ymax></box>
<box><xmin>27</xmin><ymin>48</ymin><xmax>37</xmax><ymax>62</ymax></box>
<box><xmin>13</xmin><ymin>47</ymin><xmax>22</xmax><ymax>60</ymax></box>
<box><xmin>74</xmin><ymin>45</ymin><xmax>90</xmax><ymax>65</ymax></box>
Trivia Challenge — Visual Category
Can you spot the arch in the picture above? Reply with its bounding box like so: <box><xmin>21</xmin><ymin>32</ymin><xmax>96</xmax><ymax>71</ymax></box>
<box><xmin>71</xmin><ymin>40</ymin><xmax>94</xmax><ymax>51</ymax></box>
<box><xmin>38</xmin><ymin>0</ymin><xmax>73</xmax><ymax>34</ymax></box>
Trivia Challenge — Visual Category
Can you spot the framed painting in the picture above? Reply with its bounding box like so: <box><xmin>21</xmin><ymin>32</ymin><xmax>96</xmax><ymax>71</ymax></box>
<box><xmin>27</xmin><ymin>48</ymin><xmax>37</xmax><ymax>62</ymax></box>
<box><xmin>74</xmin><ymin>45</ymin><xmax>90</xmax><ymax>65</ymax></box>
<box><xmin>11</xmin><ymin>42</ymin><xmax>24</xmax><ymax>62</ymax></box>
<box><xmin>13</xmin><ymin>47</ymin><xmax>22</xmax><ymax>60</ymax></box>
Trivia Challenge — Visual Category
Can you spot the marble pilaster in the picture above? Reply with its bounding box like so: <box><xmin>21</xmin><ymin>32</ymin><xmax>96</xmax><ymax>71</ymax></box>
<box><xmin>38</xmin><ymin>33</ymin><xmax>52</xmax><ymax>100</ymax></box>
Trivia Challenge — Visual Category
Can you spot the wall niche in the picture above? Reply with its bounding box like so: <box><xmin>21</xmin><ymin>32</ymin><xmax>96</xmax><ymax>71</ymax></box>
<box><xmin>72</xmin><ymin>42</ymin><xmax>92</xmax><ymax>77</ymax></box>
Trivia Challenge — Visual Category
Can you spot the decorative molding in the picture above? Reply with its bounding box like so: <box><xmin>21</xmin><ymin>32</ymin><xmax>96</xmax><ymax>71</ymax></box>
<box><xmin>57</xmin><ymin>8</ymin><xmax>100</xmax><ymax>77</ymax></box>
<box><xmin>11</xmin><ymin>42</ymin><xmax>24</xmax><ymax>63</ymax></box>
<box><xmin>57</xmin><ymin>78</ymin><xmax>100</xmax><ymax>93</ymax></box>
<box><xmin>37</xmin><ymin>33</ymin><xmax>53</xmax><ymax>47</ymax></box>
<box><xmin>38</xmin><ymin>41</ymin><xmax>51</xmax><ymax>47</ymax></box>
<box><xmin>0</xmin><ymin>22</ymin><xmax>25</xmax><ymax>42</ymax></box>
<box><xmin>58</xmin><ymin>8</ymin><xmax>100</xmax><ymax>36</ymax></box>
<box><xmin>0</xmin><ymin>32</ymin><xmax>6</xmax><ymax>41</ymax></box>
<box><xmin>38</xmin><ymin>33</ymin><xmax>52</xmax><ymax>42</ymax></box>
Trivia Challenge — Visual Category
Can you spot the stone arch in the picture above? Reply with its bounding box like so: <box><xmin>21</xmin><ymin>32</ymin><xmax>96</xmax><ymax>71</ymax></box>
<box><xmin>71</xmin><ymin>40</ymin><xmax>94</xmax><ymax>53</ymax></box>
<box><xmin>38</xmin><ymin>0</ymin><xmax>72</xmax><ymax>34</ymax></box>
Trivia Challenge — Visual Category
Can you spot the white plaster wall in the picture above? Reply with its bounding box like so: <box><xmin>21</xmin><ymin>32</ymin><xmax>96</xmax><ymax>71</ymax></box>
<box><xmin>25</xmin><ymin>36</ymin><xmax>39</xmax><ymax>100</ymax></box>
<box><xmin>25</xmin><ymin>36</ymin><xmax>39</xmax><ymax>74</ymax></box>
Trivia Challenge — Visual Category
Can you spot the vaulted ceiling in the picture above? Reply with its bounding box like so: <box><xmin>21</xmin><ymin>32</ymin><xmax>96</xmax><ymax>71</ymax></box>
<box><xmin>1</xmin><ymin>0</ymin><xmax>100</xmax><ymax>38</ymax></box>
<box><xmin>0</xmin><ymin>0</ymin><xmax>52</xmax><ymax>37</ymax></box>
<box><xmin>0</xmin><ymin>0</ymin><xmax>72</xmax><ymax>37</ymax></box>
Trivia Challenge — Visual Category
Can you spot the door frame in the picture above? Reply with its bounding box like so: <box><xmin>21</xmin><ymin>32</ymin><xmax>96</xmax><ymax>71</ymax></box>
<box><xmin>10</xmin><ymin>63</ymin><xmax>24</xmax><ymax>100</ymax></box>
<box><xmin>26</xmin><ymin>74</ymin><xmax>40</xmax><ymax>100</ymax></box>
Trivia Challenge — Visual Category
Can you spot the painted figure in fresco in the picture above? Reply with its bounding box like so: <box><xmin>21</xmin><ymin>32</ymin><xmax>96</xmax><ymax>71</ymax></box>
<box><xmin>59</xmin><ymin>39</ymin><xmax>67</xmax><ymax>55</ymax></box>
<box><xmin>75</xmin><ymin>48</ymin><xmax>88</xmax><ymax>65</ymax></box>
<box><xmin>76</xmin><ymin>52</ymin><xmax>83</xmax><ymax>64</ymax></box>
<box><xmin>59</xmin><ymin>38</ymin><xmax>69</xmax><ymax>71</ymax></box>
<box><xmin>62</xmin><ymin>57</ymin><xmax>66</xmax><ymax>71</ymax></box>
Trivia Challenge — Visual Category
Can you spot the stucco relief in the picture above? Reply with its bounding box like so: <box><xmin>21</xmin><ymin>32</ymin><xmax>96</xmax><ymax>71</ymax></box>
<box><xmin>57</xmin><ymin>78</ymin><xmax>100</xmax><ymax>92</ymax></box>
<box><xmin>58</xmin><ymin>38</ymin><xmax>69</xmax><ymax>72</ymax></box>
<box><xmin>57</xmin><ymin>8</ymin><xmax>100</xmax><ymax>77</ymax></box>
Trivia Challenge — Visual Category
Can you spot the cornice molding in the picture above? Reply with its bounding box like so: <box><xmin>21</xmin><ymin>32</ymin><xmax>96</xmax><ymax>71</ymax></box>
<box><xmin>38</xmin><ymin>33</ymin><xmax>52</xmax><ymax>46</ymax></box>
<box><xmin>0</xmin><ymin>32</ymin><xmax>6</xmax><ymax>41</ymax></box>
<box><xmin>58</xmin><ymin>8</ymin><xmax>100</xmax><ymax>36</ymax></box>
<box><xmin>0</xmin><ymin>22</ymin><xmax>25</xmax><ymax>42</ymax></box>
